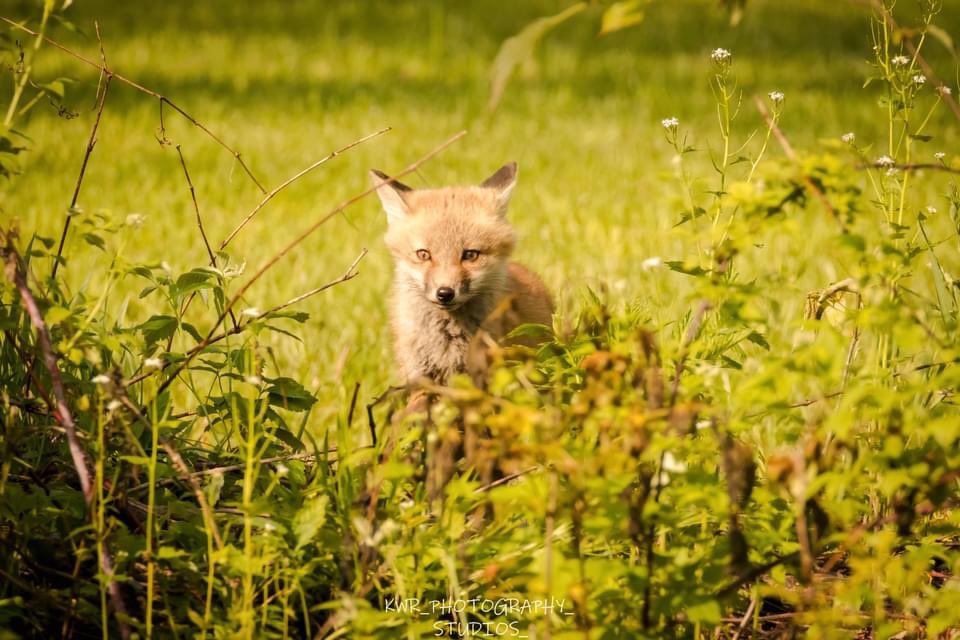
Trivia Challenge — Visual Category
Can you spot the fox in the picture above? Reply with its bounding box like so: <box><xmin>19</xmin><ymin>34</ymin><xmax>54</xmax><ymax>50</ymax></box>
<box><xmin>371</xmin><ymin>162</ymin><xmax>553</xmax><ymax>387</ymax></box>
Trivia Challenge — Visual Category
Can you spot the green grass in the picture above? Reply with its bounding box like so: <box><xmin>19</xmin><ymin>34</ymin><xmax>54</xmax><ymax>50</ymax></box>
<box><xmin>3</xmin><ymin>0</ymin><xmax>959</xmax><ymax>428</ymax></box>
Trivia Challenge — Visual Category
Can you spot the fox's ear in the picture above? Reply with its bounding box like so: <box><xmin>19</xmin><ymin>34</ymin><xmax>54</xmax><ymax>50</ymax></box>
<box><xmin>370</xmin><ymin>170</ymin><xmax>412</xmax><ymax>224</ymax></box>
<box><xmin>480</xmin><ymin>162</ymin><xmax>518</xmax><ymax>217</ymax></box>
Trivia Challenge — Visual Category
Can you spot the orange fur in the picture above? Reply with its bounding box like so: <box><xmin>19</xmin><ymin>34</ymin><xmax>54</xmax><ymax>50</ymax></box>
<box><xmin>372</xmin><ymin>163</ymin><xmax>553</xmax><ymax>385</ymax></box>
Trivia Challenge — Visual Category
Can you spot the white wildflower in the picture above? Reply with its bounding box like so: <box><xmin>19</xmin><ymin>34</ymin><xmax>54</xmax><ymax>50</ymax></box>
<box><xmin>661</xmin><ymin>451</ymin><xmax>688</xmax><ymax>474</ymax></box>
<box><xmin>841</xmin><ymin>132</ymin><xmax>856</xmax><ymax>143</ymax></box>
<box><xmin>892</xmin><ymin>55</ymin><xmax>910</xmax><ymax>66</ymax></box>
<box><xmin>935</xmin><ymin>151</ymin><xmax>946</xmax><ymax>161</ymax></box>
<box><xmin>241</xmin><ymin>307</ymin><xmax>260</xmax><ymax>319</ymax></box>
<box><xmin>661</xmin><ymin>117</ymin><xmax>679</xmax><ymax>129</ymax></box>
<box><xmin>711</xmin><ymin>47</ymin><xmax>731</xmax><ymax>62</ymax></box>
<box><xmin>125</xmin><ymin>213</ymin><xmax>146</xmax><ymax>228</ymax></box>
<box><xmin>245</xmin><ymin>375</ymin><xmax>262</xmax><ymax>386</ymax></box>
<box><xmin>641</xmin><ymin>256</ymin><xmax>662</xmax><ymax>270</ymax></box>
<box><xmin>92</xmin><ymin>374</ymin><xmax>111</xmax><ymax>385</ymax></box>
<box><xmin>913</xmin><ymin>74</ymin><xmax>927</xmax><ymax>85</ymax></box>
<box><xmin>886</xmin><ymin>167</ymin><xmax>899</xmax><ymax>177</ymax></box>
<box><xmin>144</xmin><ymin>357</ymin><xmax>163</xmax><ymax>370</ymax></box>
<box><xmin>276</xmin><ymin>463</ymin><xmax>289</xmax><ymax>477</ymax></box>
<box><xmin>927</xmin><ymin>206</ymin><xmax>938</xmax><ymax>214</ymax></box>
<box><xmin>938</xmin><ymin>85</ymin><xmax>953</xmax><ymax>96</ymax></box>
<box><xmin>264</xmin><ymin>522</ymin><xmax>276</xmax><ymax>532</ymax></box>
<box><xmin>107</xmin><ymin>399</ymin><xmax>122</xmax><ymax>412</ymax></box>
<box><xmin>768</xmin><ymin>90</ymin><xmax>785</xmax><ymax>104</ymax></box>
<box><xmin>876</xmin><ymin>155</ymin><xmax>895</xmax><ymax>168</ymax></box>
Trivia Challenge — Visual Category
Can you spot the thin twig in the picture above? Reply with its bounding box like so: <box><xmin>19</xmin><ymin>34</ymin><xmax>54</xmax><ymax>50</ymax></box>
<box><xmin>160</xmin><ymin>438</ymin><xmax>224</xmax><ymax>548</ymax></box>
<box><xmin>268</xmin><ymin>249</ymin><xmax>368</xmax><ymax>316</ymax></box>
<box><xmin>117</xmin><ymin>394</ymin><xmax>225</xmax><ymax>550</ymax></box>
<box><xmin>123</xmin><ymin>249</ymin><xmax>367</xmax><ymax>387</ymax></box>
<box><xmin>127</xmin><ymin>449</ymin><xmax>347</xmax><ymax>493</ymax></box>
<box><xmin>219</xmin><ymin>127</ymin><xmax>392</xmax><ymax>249</ymax></box>
<box><xmin>0</xmin><ymin>16</ymin><xmax>267</xmax><ymax>193</ymax></box>
<box><xmin>51</xmin><ymin>73</ymin><xmax>111</xmax><ymax>279</ymax></box>
<box><xmin>715</xmin><ymin>552</ymin><xmax>800</xmax><ymax>599</ymax></box>
<box><xmin>176</xmin><ymin>145</ymin><xmax>217</xmax><ymax>265</ymax></box>
<box><xmin>730</xmin><ymin>597</ymin><xmax>757</xmax><ymax>640</ymax></box>
<box><xmin>4</xmin><ymin>236</ymin><xmax>91</xmax><ymax>501</ymax></box>
<box><xmin>473</xmin><ymin>466</ymin><xmax>540</xmax><ymax>493</ymax></box>
<box><xmin>174</xmin><ymin>144</ymin><xmax>239</xmax><ymax>331</ymax></box>
<box><xmin>175</xmin><ymin>128</ymin><xmax>386</xmax><ymax>339</ymax></box>
<box><xmin>1</xmin><ymin>229</ymin><xmax>131</xmax><ymax>639</ymax></box>
<box><xmin>152</xmin><ymin>131</ymin><xmax>467</xmax><ymax>398</ymax></box>
<box><xmin>365</xmin><ymin>385</ymin><xmax>407</xmax><ymax>446</ymax></box>
<box><xmin>754</xmin><ymin>95</ymin><xmax>840</xmax><ymax>222</ymax></box>
<box><xmin>347</xmin><ymin>381</ymin><xmax>361</xmax><ymax>426</ymax></box>
<box><xmin>859</xmin><ymin>161</ymin><xmax>960</xmax><ymax>175</ymax></box>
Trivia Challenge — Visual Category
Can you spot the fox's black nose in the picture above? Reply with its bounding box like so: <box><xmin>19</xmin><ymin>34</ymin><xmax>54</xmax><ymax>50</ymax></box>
<box><xmin>436</xmin><ymin>287</ymin><xmax>455</xmax><ymax>304</ymax></box>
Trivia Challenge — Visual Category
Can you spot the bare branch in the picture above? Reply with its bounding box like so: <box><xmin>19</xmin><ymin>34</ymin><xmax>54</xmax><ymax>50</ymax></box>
<box><xmin>859</xmin><ymin>161</ymin><xmax>960</xmax><ymax>175</ymax></box>
<box><xmin>176</xmin><ymin>144</ymin><xmax>216</xmax><ymax>265</ymax></box>
<box><xmin>0</xmin><ymin>16</ymin><xmax>267</xmax><ymax>193</ymax></box>
<box><xmin>266</xmin><ymin>248</ymin><xmax>367</xmax><ymax>316</ymax></box>
<box><xmin>51</xmin><ymin>74</ymin><xmax>111</xmax><ymax>279</ymax></box>
<box><xmin>151</xmin><ymin>130</ymin><xmax>467</xmax><ymax>398</ymax></box>
<box><xmin>123</xmin><ymin>248</ymin><xmax>368</xmax><ymax>387</ymax></box>
<box><xmin>219</xmin><ymin>127</ymin><xmax>392</xmax><ymax>249</ymax></box>
<box><xmin>754</xmin><ymin>95</ymin><xmax>841</xmax><ymax>222</ymax></box>
<box><xmin>1</xmin><ymin>229</ymin><xmax>131</xmax><ymax>639</ymax></box>
<box><xmin>173</xmin><ymin>144</ymin><xmax>239</xmax><ymax>332</ymax></box>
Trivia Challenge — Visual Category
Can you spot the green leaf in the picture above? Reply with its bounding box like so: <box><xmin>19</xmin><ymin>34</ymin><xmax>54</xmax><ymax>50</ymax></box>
<box><xmin>272</xmin><ymin>428</ymin><xmax>305</xmax><ymax>452</ymax></box>
<box><xmin>137</xmin><ymin>314</ymin><xmax>178</xmax><ymax>348</ymax></box>
<box><xmin>686</xmin><ymin>599</ymin><xmax>721</xmax><ymax>624</ymax></box>
<box><xmin>665</xmin><ymin>260</ymin><xmax>708</xmax><ymax>277</ymax></box>
<box><xmin>45</xmin><ymin>306</ymin><xmax>71</xmax><ymax>326</ymax></box>
<box><xmin>38</xmin><ymin>77</ymin><xmax>74</xmax><ymax>100</ymax></box>
<box><xmin>507</xmin><ymin>323</ymin><xmax>552</xmax><ymax>340</ymax></box>
<box><xmin>82</xmin><ymin>233</ymin><xmax>105</xmax><ymax>251</ymax></box>
<box><xmin>599</xmin><ymin>0</ymin><xmax>649</xmax><ymax>35</ymax></box>
<box><xmin>173</xmin><ymin>269</ymin><xmax>215</xmax><ymax>298</ymax></box>
<box><xmin>181</xmin><ymin>322</ymin><xmax>203</xmax><ymax>343</ymax></box>
<box><xmin>157</xmin><ymin>546</ymin><xmax>187</xmax><ymax>560</ymax></box>
<box><xmin>294</xmin><ymin>494</ymin><xmax>328</xmax><ymax>549</ymax></box>
<box><xmin>488</xmin><ymin>2</ymin><xmax>587</xmax><ymax>110</ymax></box>
<box><xmin>263</xmin><ymin>309</ymin><xmax>310</xmax><ymax>323</ymax></box>
<box><xmin>265</xmin><ymin>377</ymin><xmax>317</xmax><ymax>412</ymax></box>
<box><xmin>204</xmin><ymin>473</ymin><xmax>224</xmax><ymax>508</ymax></box>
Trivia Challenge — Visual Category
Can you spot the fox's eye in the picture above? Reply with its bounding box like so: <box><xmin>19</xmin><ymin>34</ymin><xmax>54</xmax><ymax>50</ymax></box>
<box><xmin>416</xmin><ymin>249</ymin><xmax>431</xmax><ymax>262</ymax></box>
<box><xmin>461</xmin><ymin>249</ymin><xmax>480</xmax><ymax>262</ymax></box>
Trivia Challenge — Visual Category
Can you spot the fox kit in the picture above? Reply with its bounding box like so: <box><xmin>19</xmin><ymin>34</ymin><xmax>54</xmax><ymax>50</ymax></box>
<box><xmin>372</xmin><ymin>162</ymin><xmax>553</xmax><ymax>386</ymax></box>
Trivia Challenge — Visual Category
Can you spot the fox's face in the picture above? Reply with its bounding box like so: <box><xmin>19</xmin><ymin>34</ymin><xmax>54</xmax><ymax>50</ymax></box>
<box><xmin>374</xmin><ymin>163</ymin><xmax>518</xmax><ymax>310</ymax></box>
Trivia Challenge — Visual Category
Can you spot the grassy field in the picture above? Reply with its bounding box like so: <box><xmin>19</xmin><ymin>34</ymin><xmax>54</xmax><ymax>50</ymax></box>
<box><xmin>5</xmin><ymin>0</ymin><xmax>959</xmax><ymax>425</ymax></box>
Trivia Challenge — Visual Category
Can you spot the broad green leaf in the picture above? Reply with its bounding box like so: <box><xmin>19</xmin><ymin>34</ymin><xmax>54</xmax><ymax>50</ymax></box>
<box><xmin>488</xmin><ymin>2</ymin><xmax>587</xmax><ymax>110</ymax></box>
<box><xmin>294</xmin><ymin>494</ymin><xmax>328</xmax><ymax>549</ymax></box>
<box><xmin>599</xmin><ymin>0</ymin><xmax>649</xmax><ymax>35</ymax></box>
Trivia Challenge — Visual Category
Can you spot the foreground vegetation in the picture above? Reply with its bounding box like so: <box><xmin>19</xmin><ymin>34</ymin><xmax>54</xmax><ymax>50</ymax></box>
<box><xmin>2</xmin><ymin>0</ymin><xmax>960</xmax><ymax>637</ymax></box>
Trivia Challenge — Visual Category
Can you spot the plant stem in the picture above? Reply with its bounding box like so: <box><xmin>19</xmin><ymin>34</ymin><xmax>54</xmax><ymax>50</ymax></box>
<box><xmin>2</xmin><ymin>1</ymin><xmax>52</xmax><ymax>127</ymax></box>
<box><xmin>145</xmin><ymin>384</ymin><xmax>160</xmax><ymax>638</ymax></box>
